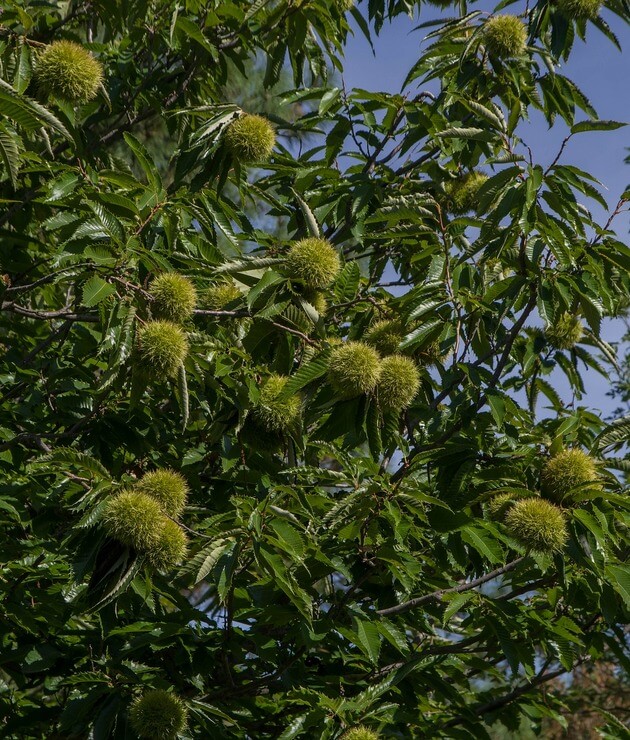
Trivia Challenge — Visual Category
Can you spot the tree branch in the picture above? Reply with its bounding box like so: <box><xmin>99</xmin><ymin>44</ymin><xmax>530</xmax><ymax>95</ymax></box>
<box><xmin>392</xmin><ymin>285</ymin><xmax>539</xmax><ymax>482</ymax></box>
<box><xmin>4</xmin><ymin>263</ymin><xmax>95</xmax><ymax>294</ymax></box>
<box><xmin>369</xmin><ymin>635</ymin><xmax>482</xmax><ymax>680</ymax></box>
<box><xmin>376</xmin><ymin>557</ymin><xmax>526</xmax><ymax>617</ymax></box>
<box><xmin>1</xmin><ymin>302</ymin><xmax>98</xmax><ymax>322</ymax></box>
<box><xmin>441</xmin><ymin>657</ymin><xmax>590</xmax><ymax>731</ymax></box>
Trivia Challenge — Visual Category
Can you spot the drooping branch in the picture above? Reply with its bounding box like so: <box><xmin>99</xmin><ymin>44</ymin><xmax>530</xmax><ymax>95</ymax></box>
<box><xmin>1</xmin><ymin>302</ymin><xmax>319</xmax><ymax>343</ymax></box>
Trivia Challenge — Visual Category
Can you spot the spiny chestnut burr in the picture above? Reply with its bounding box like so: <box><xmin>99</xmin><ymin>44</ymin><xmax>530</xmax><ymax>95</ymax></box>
<box><xmin>365</xmin><ymin>319</ymin><xmax>405</xmax><ymax>356</ymax></box>
<box><xmin>556</xmin><ymin>0</ymin><xmax>601</xmax><ymax>19</ymax></box>
<box><xmin>204</xmin><ymin>281</ymin><xmax>242</xmax><ymax>310</ymax></box>
<box><xmin>544</xmin><ymin>313</ymin><xmax>583</xmax><ymax>350</ymax></box>
<box><xmin>136</xmin><ymin>321</ymin><xmax>188</xmax><ymax>380</ymax></box>
<box><xmin>284</xmin><ymin>237</ymin><xmax>341</xmax><ymax>290</ymax></box>
<box><xmin>129</xmin><ymin>690</ymin><xmax>188</xmax><ymax>740</ymax></box>
<box><xmin>145</xmin><ymin>519</ymin><xmax>188</xmax><ymax>571</ymax></box>
<box><xmin>252</xmin><ymin>374</ymin><xmax>301</xmax><ymax>434</ymax></box>
<box><xmin>328</xmin><ymin>341</ymin><xmax>381</xmax><ymax>398</ymax></box>
<box><xmin>224</xmin><ymin>113</ymin><xmax>276</xmax><ymax>164</ymax></box>
<box><xmin>135</xmin><ymin>469</ymin><xmax>189</xmax><ymax>519</ymax></box>
<box><xmin>486</xmin><ymin>492</ymin><xmax>537</xmax><ymax>521</ymax></box>
<box><xmin>36</xmin><ymin>40</ymin><xmax>103</xmax><ymax>103</ymax></box>
<box><xmin>504</xmin><ymin>498</ymin><xmax>568</xmax><ymax>553</ymax></box>
<box><xmin>483</xmin><ymin>15</ymin><xmax>527</xmax><ymax>59</ymax></box>
<box><xmin>444</xmin><ymin>171</ymin><xmax>489</xmax><ymax>214</ymax></box>
<box><xmin>375</xmin><ymin>355</ymin><xmax>420</xmax><ymax>411</ymax></box>
<box><xmin>343</xmin><ymin>728</ymin><xmax>381</xmax><ymax>740</ymax></box>
<box><xmin>149</xmin><ymin>273</ymin><xmax>197</xmax><ymax>324</ymax></box>
<box><xmin>301</xmin><ymin>288</ymin><xmax>328</xmax><ymax>316</ymax></box>
<box><xmin>540</xmin><ymin>448</ymin><xmax>601</xmax><ymax>503</ymax></box>
<box><xmin>102</xmin><ymin>491</ymin><xmax>164</xmax><ymax>552</ymax></box>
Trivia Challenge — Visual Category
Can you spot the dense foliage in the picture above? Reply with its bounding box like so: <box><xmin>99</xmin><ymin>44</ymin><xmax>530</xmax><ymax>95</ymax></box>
<box><xmin>1</xmin><ymin>0</ymin><xmax>629</xmax><ymax>737</ymax></box>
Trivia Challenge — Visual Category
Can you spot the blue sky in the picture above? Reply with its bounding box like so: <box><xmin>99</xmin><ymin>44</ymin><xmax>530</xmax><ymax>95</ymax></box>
<box><xmin>341</xmin><ymin>5</ymin><xmax>629</xmax><ymax>417</ymax></box>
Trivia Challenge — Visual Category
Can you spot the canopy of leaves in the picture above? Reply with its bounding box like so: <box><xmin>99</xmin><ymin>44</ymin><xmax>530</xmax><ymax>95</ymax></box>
<box><xmin>0</xmin><ymin>0</ymin><xmax>629</xmax><ymax>738</ymax></box>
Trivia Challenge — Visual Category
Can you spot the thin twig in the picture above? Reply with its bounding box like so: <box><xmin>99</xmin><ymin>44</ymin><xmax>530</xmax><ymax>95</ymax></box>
<box><xmin>194</xmin><ymin>309</ymin><xmax>318</xmax><ymax>344</ymax></box>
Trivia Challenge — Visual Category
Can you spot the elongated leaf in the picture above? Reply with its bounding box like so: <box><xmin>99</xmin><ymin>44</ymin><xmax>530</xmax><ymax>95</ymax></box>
<box><xmin>36</xmin><ymin>448</ymin><xmax>112</xmax><ymax>480</ymax></box>
<box><xmin>216</xmin><ymin>256</ymin><xmax>280</xmax><ymax>274</ymax></box>
<box><xmin>123</xmin><ymin>132</ymin><xmax>162</xmax><ymax>193</ymax></box>
<box><xmin>82</xmin><ymin>276</ymin><xmax>116</xmax><ymax>307</ymax></box>
<box><xmin>278</xmin><ymin>352</ymin><xmax>330</xmax><ymax>399</ymax></box>
<box><xmin>0</xmin><ymin>77</ymin><xmax>71</xmax><ymax>138</ymax></box>
<box><xmin>606</xmin><ymin>565</ymin><xmax>630</xmax><ymax>608</ymax></box>
<box><xmin>194</xmin><ymin>539</ymin><xmax>234</xmax><ymax>584</ymax></box>
<box><xmin>355</xmin><ymin>619</ymin><xmax>381</xmax><ymax>665</ymax></box>
<box><xmin>570</xmin><ymin>120</ymin><xmax>626</xmax><ymax>134</ymax></box>
<box><xmin>178</xmin><ymin>364</ymin><xmax>189</xmax><ymax>431</ymax></box>
<box><xmin>0</xmin><ymin>121</ymin><xmax>20</xmax><ymax>187</ymax></box>
<box><xmin>292</xmin><ymin>189</ymin><xmax>320</xmax><ymax>237</ymax></box>
<box><xmin>435</xmin><ymin>126</ymin><xmax>496</xmax><ymax>142</ymax></box>
<box><xmin>595</xmin><ymin>416</ymin><xmax>630</xmax><ymax>450</ymax></box>
<box><xmin>461</xmin><ymin>525</ymin><xmax>503</xmax><ymax>564</ymax></box>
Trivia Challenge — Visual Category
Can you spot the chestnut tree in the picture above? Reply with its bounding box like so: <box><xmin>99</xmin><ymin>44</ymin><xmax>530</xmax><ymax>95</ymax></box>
<box><xmin>0</xmin><ymin>0</ymin><xmax>629</xmax><ymax>738</ymax></box>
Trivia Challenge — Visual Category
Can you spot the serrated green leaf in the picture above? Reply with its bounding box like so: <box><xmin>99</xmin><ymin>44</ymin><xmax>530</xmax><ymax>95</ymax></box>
<box><xmin>570</xmin><ymin>120</ymin><xmax>626</xmax><ymax>134</ymax></box>
<box><xmin>355</xmin><ymin>619</ymin><xmax>381</xmax><ymax>665</ymax></box>
<box><xmin>82</xmin><ymin>276</ymin><xmax>116</xmax><ymax>307</ymax></box>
